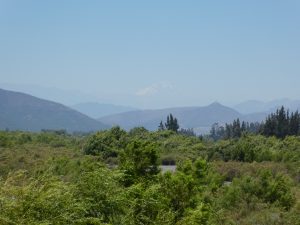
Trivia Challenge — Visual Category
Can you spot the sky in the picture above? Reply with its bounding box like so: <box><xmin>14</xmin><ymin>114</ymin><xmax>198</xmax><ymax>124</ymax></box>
<box><xmin>0</xmin><ymin>0</ymin><xmax>300</xmax><ymax>108</ymax></box>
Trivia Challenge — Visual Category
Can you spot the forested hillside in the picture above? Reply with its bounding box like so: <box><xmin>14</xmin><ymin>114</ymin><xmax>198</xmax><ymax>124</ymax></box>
<box><xmin>0</xmin><ymin>126</ymin><xmax>299</xmax><ymax>225</ymax></box>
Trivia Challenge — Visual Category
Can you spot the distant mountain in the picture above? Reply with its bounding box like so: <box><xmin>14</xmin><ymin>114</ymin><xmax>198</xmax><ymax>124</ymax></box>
<box><xmin>0</xmin><ymin>89</ymin><xmax>108</xmax><ymax>132</ymax></box>
<box><xmin>241</xmin><ymin>112</ymin><xmax>267</xmax><ymax>123</ymax></box>
<box><xmin>234</xmin><ymin>99</ymin><xmax>300</xmax><ymax>114</ymax></box>
<box><xmin>233</xmin><ymin>100</ymin><xmax>269</xmax><ymax>114</ymax></box>
<box><xmin>0</xmin><ymin>83</ymin><xmax>103</xmax><ymax>105</ymax></box>
<box><xmin>71</xmin><ymin>102</ymin><xmax>137</xmax><ymax>119</ymax></box>
<box><xmin>98</xmin><ymin>102</ymin><xmax>244</xmax><ymax>132</ymax></box>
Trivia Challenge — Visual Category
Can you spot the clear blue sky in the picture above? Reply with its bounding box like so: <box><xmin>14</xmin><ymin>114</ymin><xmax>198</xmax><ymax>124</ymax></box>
<box><xmin>1</xmin><ymin>0</ymin><xmax>300</xmax><ymax>108</ymax></box>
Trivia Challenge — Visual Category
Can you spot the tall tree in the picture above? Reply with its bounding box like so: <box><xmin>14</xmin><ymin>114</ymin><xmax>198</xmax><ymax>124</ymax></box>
<box><xmin>261</xmin><ymin>106</ymin><xmax>293</xmax><ymax>138</ymax></box>
<box><xmin>164</xmin><ymin>114</ymin><xmax>179</xmax><ymax>132</ymax></box>
<box><xmin>158</xmin><ymin>121</ymin><xmax>165</xmax><ymax>131</ymax></box>
<box><xmin>289</xmin><ymin>111</ymin><xmax>300</xmax><ymax>135</ymax></box>
<box><xmin>277</xmin><ymin>107</ymin><xmax>289</xmax><ymax>138</ymax></box>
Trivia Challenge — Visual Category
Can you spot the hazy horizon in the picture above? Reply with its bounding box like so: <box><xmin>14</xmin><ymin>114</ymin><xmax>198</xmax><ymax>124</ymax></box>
<box><xmin>1</xmin><ymin>82</ymin><xmax>299</xmax><ymax>111</ymax></box>
<box><xmin>1</xmin><ymin>1</ymin><xmax>300</xmax><ymax>108</ymax></box>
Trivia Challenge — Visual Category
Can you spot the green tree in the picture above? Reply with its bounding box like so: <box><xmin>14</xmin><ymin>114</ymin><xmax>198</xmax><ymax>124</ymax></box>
<box><xmin>123</xmin><ymin>184</ymin><xmax>174</xmax><ymax>225</ymax></box>
<box><xmin>0</xmin><ymin>171</ymin><xmax>85</xmax><ymax>225</ymax></box>
<box><xmin>159</xmin><ymin>171</ymin><xmax>198</xmax><ymax>222</ymax></box>
<box><xmin>120</xmin><ymin>140</ymin><xmax>160</xmax><ymax>185</ymax></box>
<box><xmin>158</xmin><ymin>121</ymin><xmax>165</xmax><ymax>131</ymax></box>
<box><xmin>177</xmin><ymin>203</ymin><xmax>212</xmax><ymax>225</ymax></box>
<box><xmin>83</xmin><ymin>126</ymin><xmax>127</xmax><ymax>158</ymax></box>
<box><xmin>261</xmin><ymin>106</ymin><xmax>294</xmax><ymax>138</ymax></box>
<box><xmin>76</xmin><ymin>167</ymin><xmax>124</xmax><ymax>223</ymax></box>
<box><xmin>289</xmin><ymin>111</ymin><xmax>300</xmax><ymax>135</ymax></box>
<box><xmin>164</xmin><ymin>114</ymin><xmax>179</xmax><ymax>132</ymax></box>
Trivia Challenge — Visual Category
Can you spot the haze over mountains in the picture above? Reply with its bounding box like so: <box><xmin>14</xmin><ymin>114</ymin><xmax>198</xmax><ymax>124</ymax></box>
<box><xmin>97</xmin><ymin>100</ymin><xmax>300</xmax><ymax>133</ymax></box>
<box><xmin>0</xmin><ymin>83</ymin><xmax>102</xmax><ymax>106</ymax></box>
<box><xmin>233</xmin><ymin>99</ymin><xmax>300</xmax><ymax>114</ymax></box>
<box><xmin>1</xmin><ymin>87</ymin><xmax>300</xmax><ymax>134</ymax></box>
<box><xmin>98</xmin><ymin>103</ymin><xmax>268</xmax><ymax>133</ymax></box>
<box><xmin>71</xmin><ymin>102</ymin><xmax>137</xmax><ymax>119</ymax></box>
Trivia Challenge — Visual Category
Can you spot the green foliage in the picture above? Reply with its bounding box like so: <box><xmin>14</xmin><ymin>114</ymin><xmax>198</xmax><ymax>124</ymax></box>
<box><xmin>178</xmin><ymin>128</ymin><xmax>196</xmax><ymax>137</ymax></box>
<box><xmin>128</xmin><ymin>127</ymin><xmax>149</xmax><ymax>137</ymax></box>
<box><xmin>159</xmin><ymin>171</ymin><xmax>198</xmax><ymax>220</ymax></box>
<box><xmin>164</xmin><ymin>114</ymin><xmax>180</xmax><ymax>132</ymax></box>
<box><xmin>120</xmin><ymin>140</ymin><xmax>159</xmax><ymax>185</ymax></box>
<box><xmin>210</xmin><ymin>106</ymin><xmax>300</xmax><ymax>140</ymax></box>
<box><xmin>262</xmin><ymin>106</ymin><xmax>300</xmax><ymax>138</ymax></box>
<box><xmin>76</xmin><ymin>167</ymin><xmax>124</xmax><ymax>223</ymax></box>
<box><xmin>0</xmin><ymin>171</ymin><xmax>85</xmax><ymax>225</ymax></box>
<box><xmin>83</xmin><ymin>126</ymin><xmax>127</xmax><ymax>159</ymax></box>
<box><xmin>123</xmin><ymin>184</ymin><xmax>174</xmax><ymax>225</ymax></box>
<box><xmin>177</xmin><ymin>159</ymin><xmax>209</xmax><ymax>182</ymax></box>
<box><xmin>177</xmin><ymin>203</ymin><xmax>213</xmax><ymax>225</ymax></box>
<box><xmin>158</xmin><ymin>121</ymin><xmax>165</xmax><ymax>131</ymax></box>
<box><xmin>210</xmin><ymin>121</ymin><xmax>261</xmax><ymax>140</ymax></box>
<box><xmin>0</xmin><ymin>132</ymin><xmax>11</xmax><ymax>147</ymax></box>
<box><xmin>260</xmin><ymin>171</ymin><xmax>295</xmax><ymax>210</ymax></box>
<box><xmin>209</xmin><ymin>135</ymin><xmax>300</xmax><ymax>163</ymax></box>
<box><xmin>0</xmin><ymin>129</ymin><xmax>300</xmax><ymax>225</ymax></box>
<box><xmin>220</xmin><ymin>170</ymin><xmax>295</xmax><ymax>210</ymax></box>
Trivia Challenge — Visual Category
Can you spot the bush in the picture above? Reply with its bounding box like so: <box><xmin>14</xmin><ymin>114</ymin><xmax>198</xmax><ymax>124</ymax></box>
<box><xmin>220</xmin><ymin>170</ymin><xmax>295</xmax><ymax>210</ymax></box>
<box><xmin>0</xmin><ymin>171</ymin><xmax>85</xmax><ymax>224</ymax></box>
<box><xmin>120</xmin><ymin>140</ymin><xmax>160</xmax><ymax>185</ymax></box>
<box><xmin>83</xmin><ymin>127</ymin><xmax>127</xmax><ymax>158</ymax></box>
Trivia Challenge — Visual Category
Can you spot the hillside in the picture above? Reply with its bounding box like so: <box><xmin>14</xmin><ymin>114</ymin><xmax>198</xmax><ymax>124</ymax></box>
<box><xmin>0</xmin><ymin>88</ymin><xmax>108</xmax><ymax>132</ymax></box>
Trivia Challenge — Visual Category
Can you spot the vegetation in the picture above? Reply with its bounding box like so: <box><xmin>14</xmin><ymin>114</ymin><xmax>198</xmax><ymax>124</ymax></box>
<box><xmin>210</xmin><ymin>106</ymin><xmax>300</xmax><ymax>140</ymax></box>
<box><xmin>262</xmin><ymin>106</ymin><xmax>300</xmax><ymax>138</ymax></box>
<box><xmin>159</xmin><ymin>114</ymin><xmax>180</xmax><ymax>132</ymax></box>
<box><xmin>0</xmin><ymin>123</ymin><xmax>300</xmax><ymax>225</ymax></box>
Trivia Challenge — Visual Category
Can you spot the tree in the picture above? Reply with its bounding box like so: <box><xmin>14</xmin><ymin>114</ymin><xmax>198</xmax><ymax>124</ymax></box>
<box><xmin>261</xmin><ymin>106</ymin><xmax>298</xmax><ymax>138</ymax></box>
<box><xmin>241</xmin><ymin>121</ymin><xmax>247</xmax><ymax>133</ymax></box>
<box><xmin>77</xmin><ymin>167</ymin><xmax>124</xmax><ymax>223</ymax></box>
<box><xmin>83</xmin><ymin>126</ymin><xmax>127</xmax><ymax>158</ymax></box>
<box><xmin>179</xmin><ymin>128</ymin><xmax>196</xmax><ymax>137</ymax></box>
<box><xmin>289</xmin><ymin>111</ymin><xmax>300</xmax><ymax>135</ymax></box>
<box><xmin>277</xmin><ymin>106</ymin><xmax>289</xmax><ymax>138</ymax></box>
<box><xmin>225</xmin><ymin>124</ymin><xmax>232</xmax><ymax>139</ymax></box>
<box><xmin>129</xmin><ymin>127</ymin><xmax>149</xmax><ymax>138</ymax></box>
<box><xmin>123</xmin><ymin>184</ymin><xmax>174</xmax><ymax>225</ymax></box>
<box><xmin>210</xmin><ymin>123</ymin><xmax>225</xmax><ymax>141</ymax></box>
<box><xmin>232</xmin><ymin>119</ymin><xmax>242</xmax><ymax>138</ymax></box>
<box><xmin>0</xmin><ymin>171</ymin><xmax>86</xmax><ymax>224</ymax></box>
<box><xmin>164</xmin><ymin>114</ymin><xmax>179</xmax><ymax>132</ymax></box>
<box><xmin>120</xmin><ymin>140</ymin><xmax>160</xmax><ymax>185</ymax></box>
<box><xmin>158</xmin><ymin>121</ymin><xmax>165</xmax><ymax>131</ymax></box>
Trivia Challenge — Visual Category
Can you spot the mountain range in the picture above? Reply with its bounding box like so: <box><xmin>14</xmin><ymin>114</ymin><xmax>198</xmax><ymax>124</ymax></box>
<box><xmin>0</xmin><ymin>88</ymin><xmax>108</xmax><ymax>132</ymax></box>
<box><xmin>233</xmin><ymin>99</ymin><xmax>300</xmax><ymax>114</ymax></box>
<box><xmin>71</xmin><ymin>102</ymin><xmax>137</xmax><ymax>119</ymax></box>
<box><xmin>98</xmin><ymin>102</ymin><xmax>268</xmax><ymax>133</ymax></box>
<box><xmin>0</xmin><ymin>83</ymin><xmax>102</xmax><ymax>106</ymax></box>
<box><xmin>1</xmin><ymin>87</ymin><xmax>300</xmax><ymax>134</ymax></box>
